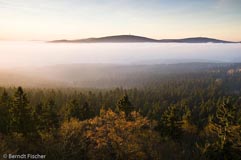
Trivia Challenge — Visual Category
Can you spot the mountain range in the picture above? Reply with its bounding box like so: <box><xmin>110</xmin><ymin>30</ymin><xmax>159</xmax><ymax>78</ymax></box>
<box><xmin>49</xmin><ymin>35</ymin><xmax>239</xmax><ymax>43</ymax></box>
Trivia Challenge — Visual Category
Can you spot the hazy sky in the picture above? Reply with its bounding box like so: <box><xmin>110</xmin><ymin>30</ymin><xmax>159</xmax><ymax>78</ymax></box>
<box><xmin>0</xmin><ymin>0</ymin><xmax>241</xmax><ymax>41</ymax></box>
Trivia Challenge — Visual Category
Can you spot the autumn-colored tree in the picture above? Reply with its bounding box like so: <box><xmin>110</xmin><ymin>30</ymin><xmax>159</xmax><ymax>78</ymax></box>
<box><xmin>60</xmin><ymin>109</ymin><xmax>160</xmax><ymax>160</ymax></box>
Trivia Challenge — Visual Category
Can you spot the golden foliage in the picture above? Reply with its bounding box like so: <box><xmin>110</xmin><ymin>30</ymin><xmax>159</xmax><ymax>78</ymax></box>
<box><xmin>60</xmin><ymin>109</ymin><xmax>160</xmax><ymax>160</ymax></box>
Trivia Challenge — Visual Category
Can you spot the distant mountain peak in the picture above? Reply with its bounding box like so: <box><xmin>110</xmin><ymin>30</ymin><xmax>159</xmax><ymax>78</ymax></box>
<box><xmin>49</xmin><ymin>35</ymin><xmax>236</xmax><ymax>43</ymax></box>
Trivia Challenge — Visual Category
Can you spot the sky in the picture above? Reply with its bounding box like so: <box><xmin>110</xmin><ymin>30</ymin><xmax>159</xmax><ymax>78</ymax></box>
<box><xmin>0</xmin><ymin>0</ymin><xmax>241</xmax><ymax>41</ymax></box>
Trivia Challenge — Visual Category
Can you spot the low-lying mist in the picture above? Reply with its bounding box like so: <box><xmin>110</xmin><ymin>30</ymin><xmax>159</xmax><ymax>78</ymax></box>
<box><xmin>0</xmin><ymin>63</ymin><xmax>235</xmax><ymax>88</ymax></box>
<box><xmin>1</xmin><ymin>41</ymin><xmax>241</xmax><ymax>68</ymax></box>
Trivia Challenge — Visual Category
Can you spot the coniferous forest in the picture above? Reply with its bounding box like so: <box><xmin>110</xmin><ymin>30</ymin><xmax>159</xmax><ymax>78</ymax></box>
<box><xmin>0</xmin><ymin>63</ymin><xmax>241</xmax><ymax>160</ymax></box>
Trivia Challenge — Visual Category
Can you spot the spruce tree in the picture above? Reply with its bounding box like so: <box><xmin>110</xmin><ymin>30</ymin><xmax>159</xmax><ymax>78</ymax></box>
<box><xmin>81</xmin><ymin>102</ymin><xmax>93</xmax><ymax>120</ymax></box>
<box><xmin>42</xmin><ymin>98</ymin><xmax>59</xmax><ymax>130</ymax></box>
<box><xmin>63</xmin><ymin>99</ymin><xmax>80</xmax><ymax>120</ymax></box>
<box><xmin>207</xmin><ymin>100</ymin><xmax>241</xmax><ymax>159</ymax></box>
<box><xmin>160</xmin><ymin>105</ymin><xmax>183</xmax><ymax>140</ymax></box>
<box><xmin>116</xmin><ymin>94</ymin><xmax>134</xmax><ymax>117</ymax></box>
<box><xmin>9</xmin><ymin>87</ymin><xmax>35</xmax><ymax>135</ymax></box>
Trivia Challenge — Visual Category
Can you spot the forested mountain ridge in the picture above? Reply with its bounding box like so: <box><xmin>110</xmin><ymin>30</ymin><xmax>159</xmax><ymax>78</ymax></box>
<box><xmin>49</xmin><ymin>35</ymin><xmax>236</xmax><ymax>43</ymax></box>
<box><xmin>0</xmin><ymin>63</ymin><xmax>241</xmax><ymax>159</ymax></box>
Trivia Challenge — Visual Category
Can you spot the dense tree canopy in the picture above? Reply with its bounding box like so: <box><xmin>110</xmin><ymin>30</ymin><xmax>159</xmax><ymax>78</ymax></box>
<box><xmin>0</xmin><ymin>64</ymin><xmax>241</xmax><ymax>159</ymax></box>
